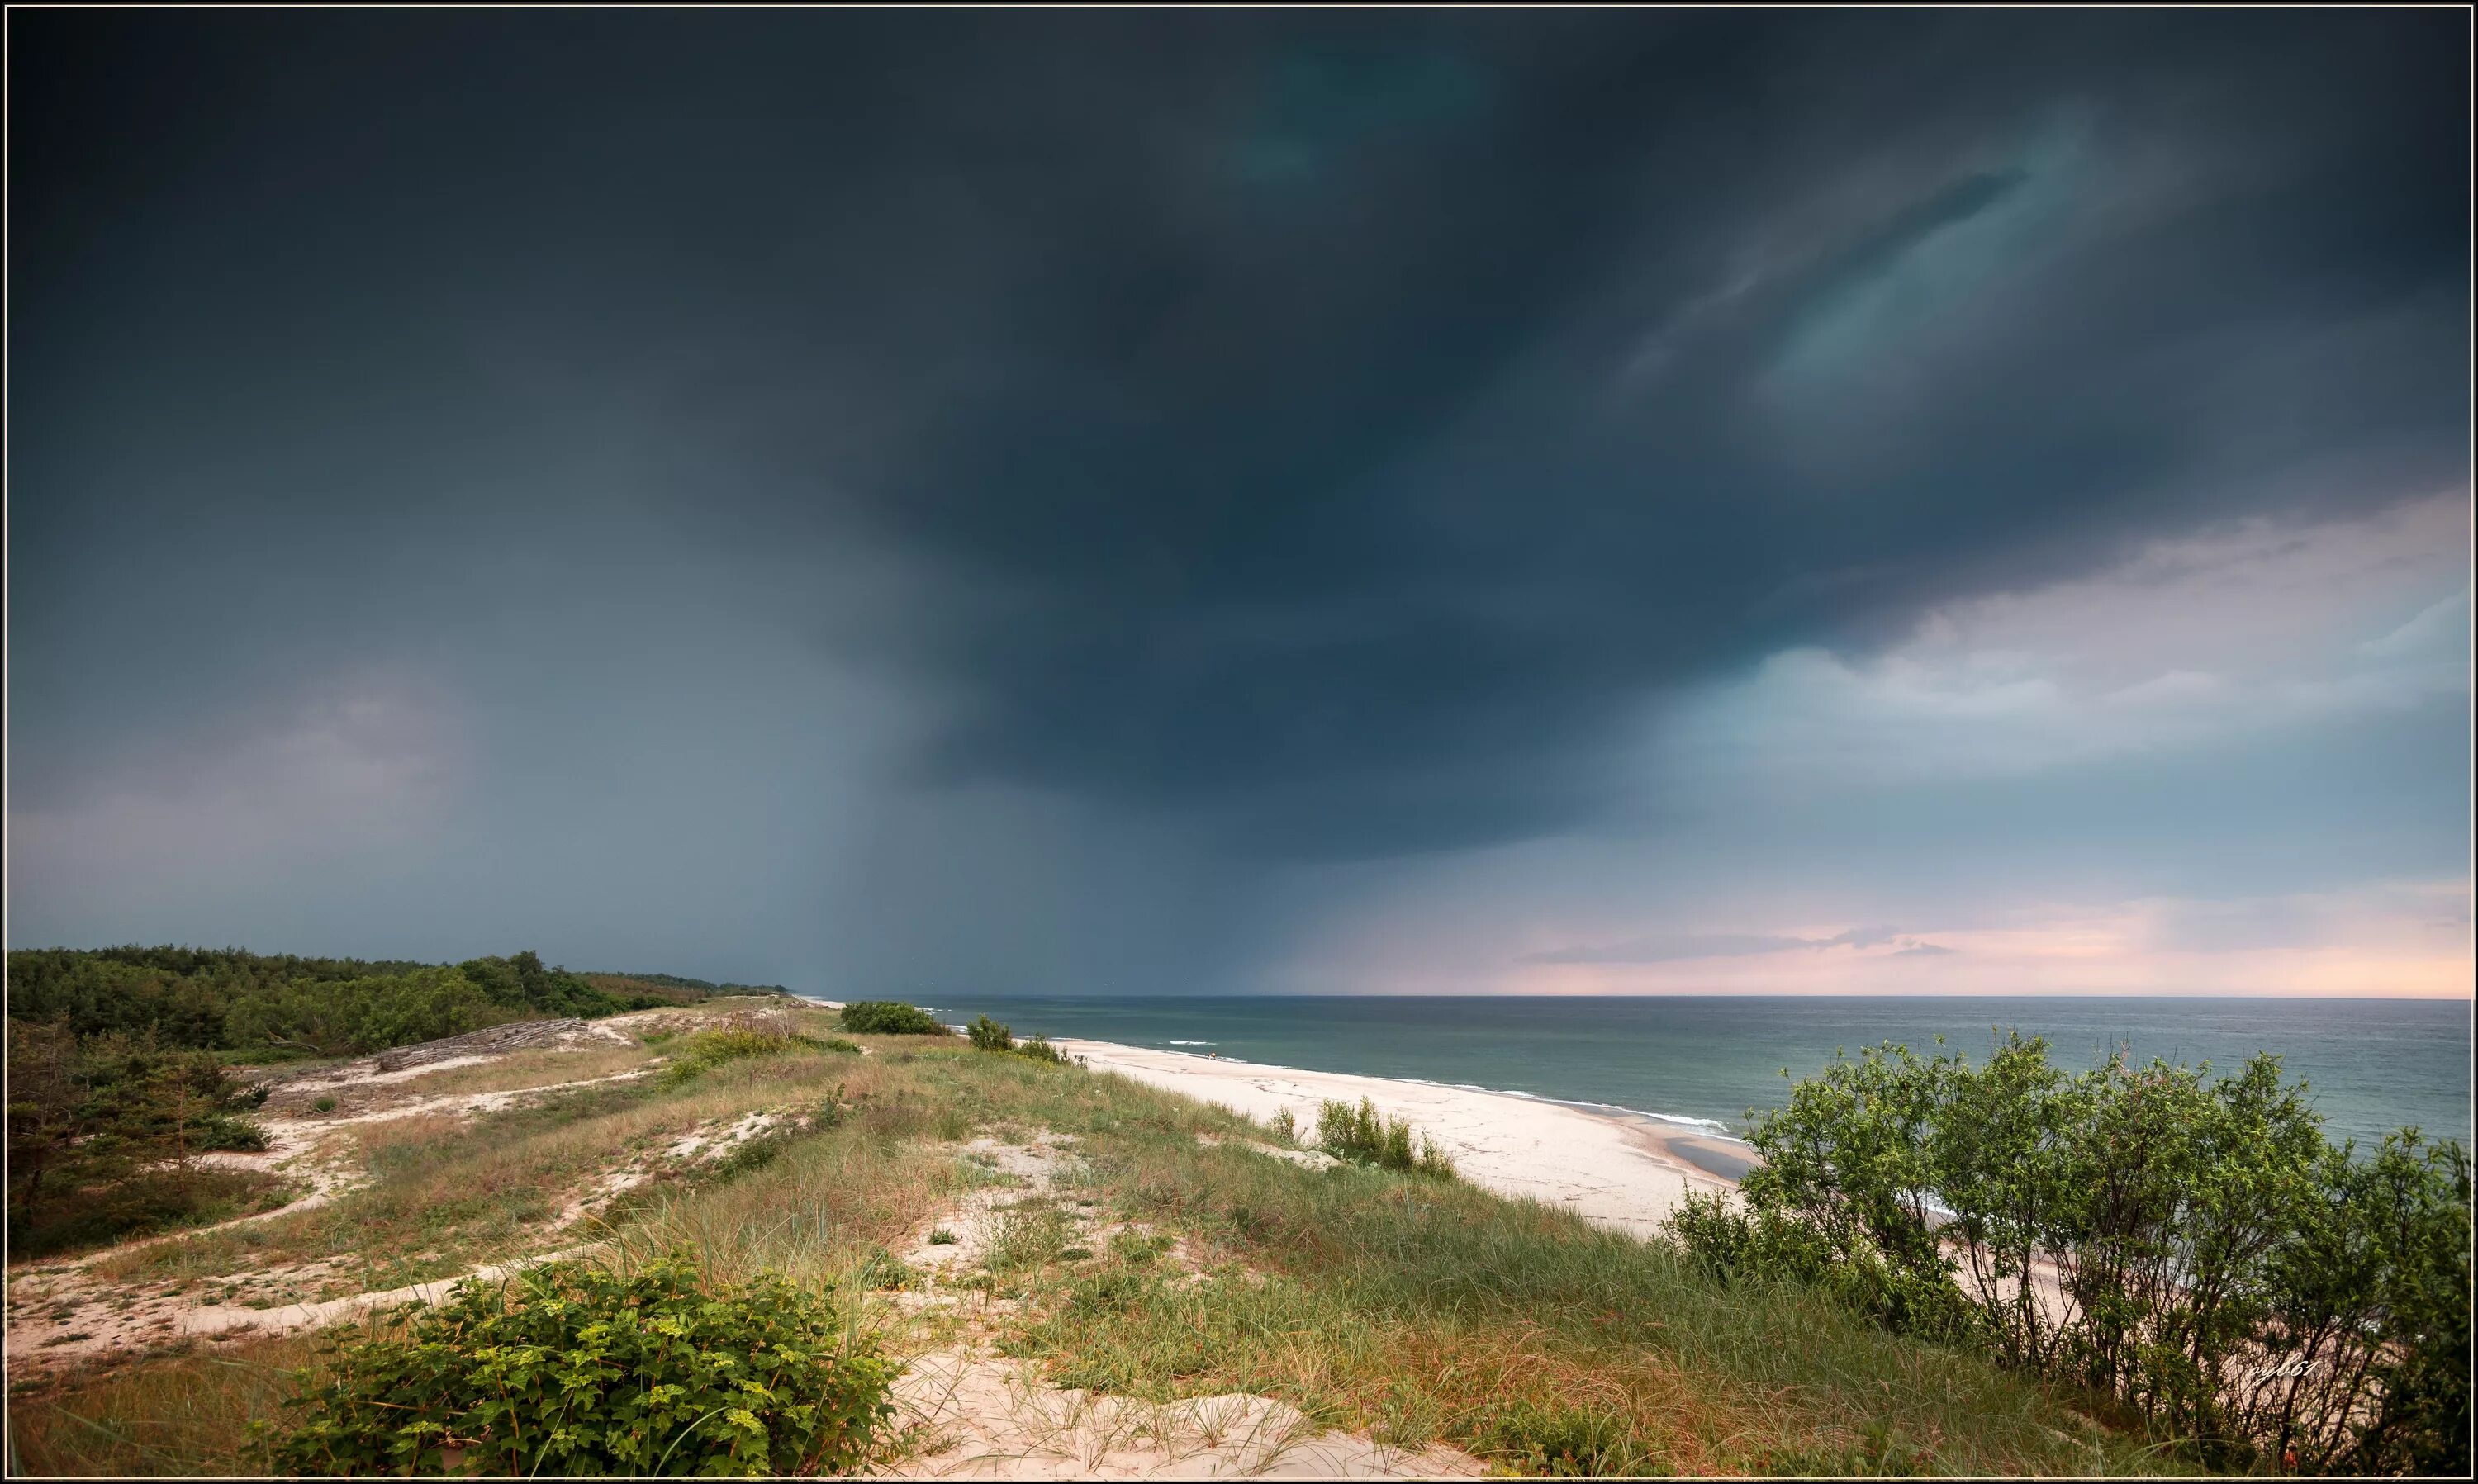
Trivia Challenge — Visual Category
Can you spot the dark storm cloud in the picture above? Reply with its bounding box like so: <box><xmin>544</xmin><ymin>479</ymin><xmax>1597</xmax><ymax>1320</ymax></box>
<box><xmin>782</xmin><ymin>10</ymin><xmax>2461</xmax><ymax>860</ymax></box>
<box><xmin>7</xmin><ymin>11</ymin><xmax>2466</xmax><ymax>981</ymax></box>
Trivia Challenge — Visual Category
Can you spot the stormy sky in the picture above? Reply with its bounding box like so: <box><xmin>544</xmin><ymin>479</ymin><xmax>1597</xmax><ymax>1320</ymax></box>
<box><xmin>7</xmin><ymin>10</ymin><xmax>2471</xmax><ymax>997</ymax></box>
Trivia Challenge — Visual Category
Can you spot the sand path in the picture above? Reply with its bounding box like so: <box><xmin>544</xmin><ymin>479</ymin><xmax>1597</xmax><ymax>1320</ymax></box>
<box><xmin>874</xmin><ymin>1134</ymin><xmax>1483</xmax><ymax>1480</ymax></box>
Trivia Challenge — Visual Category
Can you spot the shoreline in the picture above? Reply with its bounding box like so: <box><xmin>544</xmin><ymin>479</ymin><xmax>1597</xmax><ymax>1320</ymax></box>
<box><xmin>1055</xmin><ymin>1038</ymin><xmax>1741</xmax><ymax>1238</ymax></box>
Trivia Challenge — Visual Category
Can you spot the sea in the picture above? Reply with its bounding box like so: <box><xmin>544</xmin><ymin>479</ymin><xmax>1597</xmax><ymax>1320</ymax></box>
<box><xmin>839</xmin><ymin>995</ymin><xmax>2473</xmax><ymax>1153</ymax></box>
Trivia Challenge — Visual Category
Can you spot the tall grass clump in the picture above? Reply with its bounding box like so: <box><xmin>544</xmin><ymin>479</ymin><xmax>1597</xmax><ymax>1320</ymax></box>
<box><xmin>658</xmin><ymin>1027</ymin><xmax>796</xmax><ymax>1086</ymax></box>
<box><xmin>1669</xmin><ymin>1031</ymin><xmax>2471</xmax><ymax>1475</ymax></box>
<box><xmin>1316</xmin><ymin>1097</ymin><xmax>1455</xmax><ymax>1178</ymax></box>
<box><xmin>7</xmin><ymin>1329</ymin><xmax>331</xmax><ymax>1476</ymax></box>
<box><xmin>966</xmin><ymin>1016</ymin><xmax>1068</xmax><ymax>1066</ymax></box>
<box><xmin>256</xmin><ymin>1250</ymin><xmax>895</xmax><ymax>1476</ymax></box>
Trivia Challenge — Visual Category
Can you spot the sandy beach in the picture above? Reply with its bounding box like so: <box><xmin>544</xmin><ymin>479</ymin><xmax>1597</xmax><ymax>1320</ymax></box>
<box><xmin>1056</xmin><ymin>1039</ymin><xmax>1739</xmax><ymax>1239</ymax></box>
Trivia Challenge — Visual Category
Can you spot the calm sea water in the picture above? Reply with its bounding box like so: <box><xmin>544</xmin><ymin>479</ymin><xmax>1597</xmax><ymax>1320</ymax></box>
<box><xmin>863</xmin><ymin>996</ymin><xmax>2472</xmax><ymax>1151</ymax></box>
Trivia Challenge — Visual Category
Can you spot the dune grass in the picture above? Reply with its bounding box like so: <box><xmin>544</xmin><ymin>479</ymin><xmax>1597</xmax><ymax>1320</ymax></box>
<box><xmin>13</xmin><ymin>1034</ymin><xmax>2196</xmax><ymax>1477</ymax></box>
<box><xmin>8</xmin><ymin>1329</ymin><xmax>320</xmax><ymax>1476</ymax></box>
<box><xmin>383</xmin><ymin>1041</ymin><xmax>660</xmax><ymax>1096</ymax></box>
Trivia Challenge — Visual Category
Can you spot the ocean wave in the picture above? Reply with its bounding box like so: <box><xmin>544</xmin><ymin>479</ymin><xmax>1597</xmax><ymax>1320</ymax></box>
<box><xmin>1165</xmin><ymin>1040</ymin><xmax>1218</xmax><ymax>1046</ymax></box>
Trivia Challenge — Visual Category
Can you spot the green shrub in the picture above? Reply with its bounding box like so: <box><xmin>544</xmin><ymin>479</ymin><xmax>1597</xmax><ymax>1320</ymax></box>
<box><xmin>1016</xmin><ymin>1036</ymin><xmax>1066</xmax><ymax>1065</ymax></box>
<box><xmin>258</xmin><ymin>1252</ymin><xmax>895</xmax><ymax>1476</ymax></box>
<box><xmin>193</xmin><ymin>1112</ymin><xmax>271</xmax><ymax>1151</ymax></box>
<box><xmin>1315</xmin><ymin>1098</ymin><xmax>1455</xmax><ymax>1178</ymax></box>
<box><xmin>1667</xmin><ymin>1033</ymin><xmax>2472</xmax><ymax>1473</ymax></box>
<box><xmin>1667</xmin><ymin>1189</ymin><xmax>1977</xmax><ymax>1342</ymax></box>
<box><xmin>967</xmin><ymin>1015</ymin><xmax>1014</xmax><ymax>1052</ymax></box>
<box><xmin>7</xmin><ymin>1021</ymin><xmax>281</xmax><ymax>1249</ymax></box>
<box><xmin>836</xmin><ymin>1001</ymin><xmax>949</xmax><ymax>1036</ymax></box>
<box><xmin>311</xmin><ymin>1095</ymin><xmax>339</xmax><ymax>1114</ymax></box>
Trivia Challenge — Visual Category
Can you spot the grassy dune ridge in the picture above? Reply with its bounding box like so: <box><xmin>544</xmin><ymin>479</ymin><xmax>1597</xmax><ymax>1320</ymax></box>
<box><xmin>8</xmin><ymin>1008</ymin><xmax>2179</xmax><ymax>1477</ymax></box>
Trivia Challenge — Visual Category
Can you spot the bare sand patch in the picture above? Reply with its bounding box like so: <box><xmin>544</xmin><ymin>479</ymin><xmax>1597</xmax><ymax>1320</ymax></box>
<box><xmin>879</xmin><ymin>1348</ymin><xmax>1484</xmax><ymax>1479</ymax></box>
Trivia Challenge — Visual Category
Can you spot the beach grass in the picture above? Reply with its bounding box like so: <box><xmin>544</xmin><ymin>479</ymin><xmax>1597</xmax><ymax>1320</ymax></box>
<box><xmin>12</xmin><ymin>1035</ymin><xmax>2191</xmax><ymax>1477</ymax></box>
<box><xmin>5</xmin><ymin>1325</ymin><xmax>329</xmax><ymax>1477</ymax></box>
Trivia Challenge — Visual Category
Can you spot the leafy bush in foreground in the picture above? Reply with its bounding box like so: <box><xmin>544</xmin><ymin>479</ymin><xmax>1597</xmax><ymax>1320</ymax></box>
<box><xmin>837</xmin><ymin>1001</ymin><xmax>950</xmax><ymax>1036</ymax></box>
<box><xmin>1016</xmin><ymin>1035</ymin><xmax>1067</xmax><ymax>1065</ymax></box>
<box><xmin>259</xmin><ymin>1252</ymin><xmax>895</xmax><ymax>1476</ymax></box>
<box><xmin>1669</xmin><ymin>1032</ymin><xmax>2471</xmax><ymax>1474</ymax></box>
<box><xmin>1317</xmin><ymin>1097</ymin><xmax>1456</xmax><ymax>1178</ymax></box>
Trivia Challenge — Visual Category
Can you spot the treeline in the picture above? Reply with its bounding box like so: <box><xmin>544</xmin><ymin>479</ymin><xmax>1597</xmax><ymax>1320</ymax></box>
<box><xmin>582</xmin><ymin>970</ymin><xmax>792</xmax><ymax>997</ymax></box>
<box><xmin>1670</xmin><ymin>1033</ymin><xmax>2471</xmax><ymax>1476</ymax></box>
<box><xmin>5</xmin><ymin>945</ymin><xmax>677</xmax><ymax>1059</ymax></box>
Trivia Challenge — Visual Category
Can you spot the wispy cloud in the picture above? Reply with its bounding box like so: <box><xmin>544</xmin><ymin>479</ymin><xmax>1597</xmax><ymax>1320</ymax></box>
<box><xmin>1519</xmin><ymin>925</ymin><xmax>1948</xmax><ymax>965</ymax></box>
<box><xmin>1487</xmin><ymin>881</ymin><xmax>2471</xmax><ymax>997</ymax></box>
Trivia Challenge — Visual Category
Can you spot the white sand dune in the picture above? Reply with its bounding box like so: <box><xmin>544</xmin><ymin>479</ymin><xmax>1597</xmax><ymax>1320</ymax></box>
<box><xmin>1055</xmin><ymin>1040</ymin><xmax>1735</xmax><ymax>1239</ymax></box>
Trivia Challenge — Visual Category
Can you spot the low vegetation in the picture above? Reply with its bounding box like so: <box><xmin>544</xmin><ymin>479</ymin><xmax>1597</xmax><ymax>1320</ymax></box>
<box><xmin>259</xmin><ymin>1252</ymin><xmax>895</xmax><ymax>1476</ymax></box>
<box><xmin>1669</xmin><ymin>1032</ymin><xmax>2472</xmax><ymax>1475</ymax></box>
<box><xmin>661</xmin><ymin>1022</ymin><xmax>863</xmax><ymax>1088</ymax></box>
<box><xmin>834</xmin><ymin>1000</ymin><xmax>950</xmax><ymax>1036</ymax></box>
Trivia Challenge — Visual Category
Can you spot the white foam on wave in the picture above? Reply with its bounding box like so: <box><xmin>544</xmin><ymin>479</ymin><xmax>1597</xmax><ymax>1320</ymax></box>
<box><xmin>1165</xmin><ymin>1040</ymin><xmax>1218</xmax><ymax>1046</ymax></box>
<box><xmin>1397</xmin><ymin>1077</ymin><xmax>1747</xmax><ymax>1143</ymax></box>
